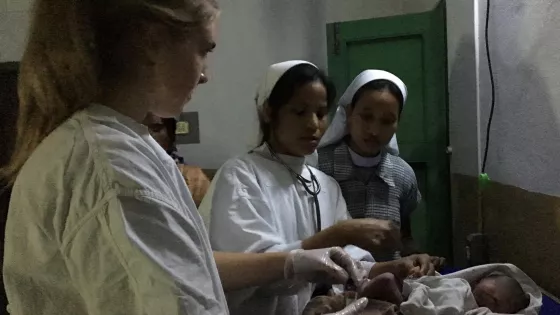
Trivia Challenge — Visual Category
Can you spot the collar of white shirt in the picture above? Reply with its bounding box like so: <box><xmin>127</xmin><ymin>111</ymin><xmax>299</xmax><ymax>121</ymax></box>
<box><xmin>252</xmin><ymin>143</ymin><xmax>306</xmax><ymax>174</ymax></box>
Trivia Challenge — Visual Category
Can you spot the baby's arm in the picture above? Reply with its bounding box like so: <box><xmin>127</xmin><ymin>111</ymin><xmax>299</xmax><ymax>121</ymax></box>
<box><xmin>359</xmin><ymin>273</ymin><xmax>403</xmax><ymax>305</ymax></box>
<box><xmin>304</xmin><ymin>274</ymin><xmax>403</xmax><ymax>315</ymax></box>
<box><xmin>368</xmin><ymin>260</ymin><xmax>408</xmax><ymax>280</ymax></box>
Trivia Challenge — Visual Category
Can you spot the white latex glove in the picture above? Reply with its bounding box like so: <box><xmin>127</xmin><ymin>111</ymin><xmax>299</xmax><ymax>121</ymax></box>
<box><xmin>284</xmin><ymin>247</ymin><xmax>368</xmax><ymax>286</ymax></box>
<box><xmin>327</xmin><ymin>298</ymin><xmax>369</xmax><ymax>315</ymax></box>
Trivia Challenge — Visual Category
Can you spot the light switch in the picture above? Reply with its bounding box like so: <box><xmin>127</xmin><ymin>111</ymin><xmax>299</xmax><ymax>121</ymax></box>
<box><xmin>176</xmin><ymin>121</ymin><xmax>189</xmax><ymax>135</ymax></box>
<box><xmin>176</xmin><ymin>112</ymin><xmax>200</xmax><ymax>144</ymax></box>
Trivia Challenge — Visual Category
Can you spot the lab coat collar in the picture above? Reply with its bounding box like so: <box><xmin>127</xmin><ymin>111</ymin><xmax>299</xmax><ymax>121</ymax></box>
<box><xmin>253</xmin><ymin>143</ymin><xmax>306</xmax><ymax>174</ymax></box>
<box><xmin>89</xmin><ymin>103</ymin><xmax>150</xmax><ymax>137</ymax></box>
<box><xmin>333</xmin><ymin>141</ymin><xmax>395</xmax><ymax>187</ymax></box>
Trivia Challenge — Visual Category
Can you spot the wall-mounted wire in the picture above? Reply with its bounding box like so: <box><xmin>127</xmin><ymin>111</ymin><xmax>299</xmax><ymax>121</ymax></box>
<box><xmin>482</xmin><ymin>0</ymin><xmax>496</xmax><ymax>174</ymax></box>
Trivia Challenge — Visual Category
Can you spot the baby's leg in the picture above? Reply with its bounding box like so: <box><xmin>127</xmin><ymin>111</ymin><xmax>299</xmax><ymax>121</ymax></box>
<box><xmin>358</xmin><ymin>273</ymin><xmax>403</xmax><ymax>305</ymax></box>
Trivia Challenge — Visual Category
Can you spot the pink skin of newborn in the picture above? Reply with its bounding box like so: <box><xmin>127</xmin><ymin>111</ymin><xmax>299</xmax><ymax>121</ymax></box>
<box><xmin>302</xmin><ymin>273</ymin><xmax>403</xmax><ymax>315</ymax></box>
<box><xmin>356</xmin><ymin>272</ymin><xmax>403</xmax><ymax>305</ymax></box>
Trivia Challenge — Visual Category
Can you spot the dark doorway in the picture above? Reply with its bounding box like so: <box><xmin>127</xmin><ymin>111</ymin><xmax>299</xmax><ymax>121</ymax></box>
<box><xmin>0</xmin><ymin>62</ymin><xmax>19</xmax><ymax>313</ymax></box>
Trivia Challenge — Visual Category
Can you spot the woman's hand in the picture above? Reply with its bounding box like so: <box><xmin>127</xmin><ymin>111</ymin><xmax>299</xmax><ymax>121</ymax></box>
<box><xmin>430</xmin><ymin>256</ymin><xmax>446</xmax><ymax>271</ymax></box>
<box><xmin>398</xmin><ymin>254</ymin><xmax>435</xmax><ymax>278</ymax></box>
<box><xmin>335</xmin><ymin>219</ymin><xmax>401</xmax><ymax>254</ymax></box>
<box><xmin>284</xmin><ymin>247</ymin><xmax>368</xmax><ymax>286</ymax></box>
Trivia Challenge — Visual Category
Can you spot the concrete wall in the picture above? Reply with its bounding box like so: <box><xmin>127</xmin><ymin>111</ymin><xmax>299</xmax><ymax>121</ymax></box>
<box><xmin>443</xmin><ymin>0</ymin><xmax>560</xmax><ymax>296</ymax></box>
<box><xmin>325</xmin><ymin>0</ymin><xmax>403</xmax><ymax>23</ymax></box>
<box><xmin>478</xmin><ymin>0</ymin><xmax>560</xmax><ymax>197</ymax></box>
<box><xmin>474</xmin><ymin>0</ymin><xmax>560</xmax><ymax>296</ymax></box>
<box><xmin>0</xmin><ymin>0</ymin><xmax>30</xmax><ymax>62</ymax></box>
<box><xmin>402</xmin><ymin>0</ymin><xmax>438</xmax><ymax>14</ymax></box>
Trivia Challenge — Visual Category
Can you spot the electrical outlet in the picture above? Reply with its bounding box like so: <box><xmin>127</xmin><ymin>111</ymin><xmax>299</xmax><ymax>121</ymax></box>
<box><xmin>176</xmin><ymin>112</ymin><xmax>200</xmax><ymax>144</ymax></box>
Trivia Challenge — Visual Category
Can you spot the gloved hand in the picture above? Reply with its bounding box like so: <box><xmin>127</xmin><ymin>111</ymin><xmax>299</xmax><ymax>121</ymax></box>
<box><xmin>327</xmin><ymin>297</ymin><xmax>368</xmax><ymax>315</ymax></box>
<box><xmin>284</xmin><ymin>247</ymin><xmax>367</xmax><ymax>285</ymax></box>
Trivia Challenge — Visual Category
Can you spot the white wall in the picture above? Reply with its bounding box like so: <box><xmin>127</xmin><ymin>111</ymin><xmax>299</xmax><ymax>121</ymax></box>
<box><xmin>0</xmin><ymin>0</ymin><xmax>30</xmax><ymax>62</ymax></box>
<box><xmin>441</xmin><ymin>0</ymin><xmax>560</xmax><ymax>197</ymax></box>
<box><xmin>478</xmin><ymin>0</ymin><xmax>560</xmax><ymax>197</ymax></box>
<box><xmin>402</xmin><ymin>0</ymin><xmax>438</xmax><ymax>14</ymax></box>
<box><xmin>446</xmin><ymin>0</ymin><xmax>482</xmax><ymax>176</ymax></box>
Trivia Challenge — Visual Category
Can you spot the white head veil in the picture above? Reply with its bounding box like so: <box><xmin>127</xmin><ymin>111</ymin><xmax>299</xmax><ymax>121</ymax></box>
<box><xmin>255</xmin><ymin>60</ymin><xmax>317</xmax><ymax>112</ymax></box>
<box><xmin>252</xmin><ymin>60</ymin><xmax>318</xmax><ymax>147</ymax></box>
<box><xmin>306</xmin><ymin>70</ymin><xmax>407</xmax><ymax>166</ymax></box>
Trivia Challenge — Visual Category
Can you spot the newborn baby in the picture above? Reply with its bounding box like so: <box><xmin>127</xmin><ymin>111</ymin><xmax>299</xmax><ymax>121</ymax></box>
<box><xmin>471</xmin><ymin>272</ymin><xmax>529</xmax><ymax>313</ymax></box>
<box><xmin>305</xmin><ymin>271</ymin><xmax>531</xmax><ymax>315</ymax></box>
<box><xmin>401</xmin><ymin>265</ymin><xmax>538</xmax><ymax>315</ymax></box>
<box><xmin>305</xmin><ymin>255</ymin><xmax>440</xmax><ymax>315</ymax></box>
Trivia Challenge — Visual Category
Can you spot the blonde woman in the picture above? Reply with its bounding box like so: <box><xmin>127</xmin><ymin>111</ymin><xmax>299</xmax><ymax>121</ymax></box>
<box><xmin>1</xmin><ymin>1</ymin><xmax>369</xmax><ymax>314</ymax></box>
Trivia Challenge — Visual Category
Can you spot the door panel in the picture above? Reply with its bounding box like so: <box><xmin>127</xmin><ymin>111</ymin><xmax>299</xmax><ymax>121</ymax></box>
<box><xmin>327</xmin><ymin>1</ymin><xmax>451</xmax><ymax>259</ymax></box>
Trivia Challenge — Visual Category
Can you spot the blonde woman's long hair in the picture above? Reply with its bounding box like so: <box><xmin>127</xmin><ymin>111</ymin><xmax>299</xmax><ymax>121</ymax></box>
<box><xmin>1</xmin><ymin>0</ymin><xmax>218</xmax><ymax>184</ymax></box>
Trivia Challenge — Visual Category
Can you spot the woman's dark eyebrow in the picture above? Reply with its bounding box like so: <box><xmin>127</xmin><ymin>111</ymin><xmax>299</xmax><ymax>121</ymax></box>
<box><xmin>383</xmin><ymin>113</ymin><xmax>397</xmax><ymax>120</ymax></box>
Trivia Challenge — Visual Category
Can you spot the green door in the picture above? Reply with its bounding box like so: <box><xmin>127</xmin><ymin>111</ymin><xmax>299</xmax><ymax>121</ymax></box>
<box><xmin>327</xmin><ymin>1</ymin><xmax>451</xmax><ymax>259</ymax></box>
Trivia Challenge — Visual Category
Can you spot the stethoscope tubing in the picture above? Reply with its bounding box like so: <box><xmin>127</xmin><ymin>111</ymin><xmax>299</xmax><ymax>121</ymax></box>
<box><xmin>257</xmin><ymin>144</ymin><xmax>323</xmax><ymax>232</ymax></box>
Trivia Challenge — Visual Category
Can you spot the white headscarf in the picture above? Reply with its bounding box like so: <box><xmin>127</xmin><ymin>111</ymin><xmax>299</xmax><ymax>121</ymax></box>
<box><xmin>306</xmin><ymin>70</ymin><xmax>407</xmax><ymax>166</ymax></box>
<box><xmin>252</xmin><ymin>60</ymin><xmax>319</xmax><ymax>149</ymax></box>
<box><xmin>255</xmin><ymin>60</ymin><xmax>317</xmax><ymax>110</ymax></box>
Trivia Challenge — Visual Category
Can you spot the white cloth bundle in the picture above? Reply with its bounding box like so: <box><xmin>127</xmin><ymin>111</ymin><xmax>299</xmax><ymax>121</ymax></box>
<box><xmin>401</xmin><ymin>264</ymin><xmax>542</xmax><ymax>315</ymax></box>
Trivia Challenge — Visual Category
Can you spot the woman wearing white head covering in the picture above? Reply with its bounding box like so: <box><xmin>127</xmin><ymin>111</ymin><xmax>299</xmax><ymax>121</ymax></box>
<box><xmin>317</xmin><ymin>70</ymin><xmax>442</xmax><ymax>264</ymax></box>
<box><xmin>201</xmin><ymin>61</ymin><xmax>435</xmax><ymax>315</ymax></box>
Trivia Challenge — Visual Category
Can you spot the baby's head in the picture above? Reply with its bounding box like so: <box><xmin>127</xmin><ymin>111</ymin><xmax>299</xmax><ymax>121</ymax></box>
<box><xmin>472</xmin><ymin>272</ymin><xmax>529</xmax><ymax>314</ymax></box>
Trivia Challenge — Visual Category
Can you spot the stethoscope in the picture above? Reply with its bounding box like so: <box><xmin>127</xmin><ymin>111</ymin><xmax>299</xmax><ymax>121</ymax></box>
<box><xmin>256</xmin><ymin>143</ymin><xmax>323</xmax><ymax>232</ymax></box>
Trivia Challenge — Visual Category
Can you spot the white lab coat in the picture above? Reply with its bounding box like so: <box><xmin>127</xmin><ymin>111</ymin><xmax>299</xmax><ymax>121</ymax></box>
<box><xmin>202</xmin><ymin>144</ymin><xmax>374</xmax><ymax>315</ymax></box>
<box><xmin>3</xmin><ymin>104</ymin><xmax>228</xmax><ymax>315</ymax></box>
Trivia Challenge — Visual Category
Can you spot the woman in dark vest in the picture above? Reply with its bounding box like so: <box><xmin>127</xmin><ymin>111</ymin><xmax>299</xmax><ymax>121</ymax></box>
<box><xmin>315</xmin><ymin>70</ymin><xmax>444</xmax><ymax>267</ymax></box>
